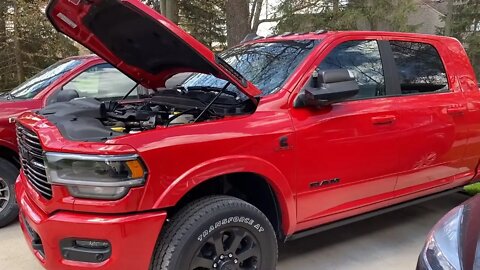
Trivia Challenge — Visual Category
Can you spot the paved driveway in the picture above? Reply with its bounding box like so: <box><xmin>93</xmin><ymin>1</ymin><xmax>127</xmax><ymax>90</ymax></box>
<box><xmin>0</xmin><ymin>193</ymin><xmax>470</xmax><ymax>270</ymax></box>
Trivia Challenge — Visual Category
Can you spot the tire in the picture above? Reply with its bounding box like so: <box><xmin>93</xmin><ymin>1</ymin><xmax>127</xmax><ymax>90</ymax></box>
<box><xmin>151</xmin><ymin>196</ymin><xmax>278</xmax><ymax>270</ymax></box>
<box><xmin>0</xmin><ymin>157</ymin><xmax>19</xmax><ymax>228</ymax></box>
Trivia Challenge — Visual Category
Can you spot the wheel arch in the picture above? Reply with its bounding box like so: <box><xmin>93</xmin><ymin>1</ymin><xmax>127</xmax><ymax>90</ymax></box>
<box><xmin>153</xmin><ymin>155</ymin><xmax>296</xmax><ymax>237</ymax></box>
<box><xmin>0</xmin><ymin>141</ymin><xmax>20</xmax><ymax>168</ymax></box>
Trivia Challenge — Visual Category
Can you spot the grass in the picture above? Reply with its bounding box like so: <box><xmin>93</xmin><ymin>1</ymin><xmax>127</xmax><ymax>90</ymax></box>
<box><xmin>464</xmin><ymin>182</ymin><xmax>480</xmax><ymax>195</ymax></box>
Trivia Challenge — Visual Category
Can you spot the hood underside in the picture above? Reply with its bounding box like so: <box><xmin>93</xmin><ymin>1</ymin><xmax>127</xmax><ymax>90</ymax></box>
<box><xmin>46</xmin><ymin>0</ymin><xmax>261</xmax><ymax>99</ymax></box>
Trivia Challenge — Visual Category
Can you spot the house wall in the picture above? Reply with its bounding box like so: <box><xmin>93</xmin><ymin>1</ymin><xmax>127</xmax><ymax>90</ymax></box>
<box><xmin>408</xmin><ymin>2</ymin><xmax>445</xmax><ymax>34</ymax></box>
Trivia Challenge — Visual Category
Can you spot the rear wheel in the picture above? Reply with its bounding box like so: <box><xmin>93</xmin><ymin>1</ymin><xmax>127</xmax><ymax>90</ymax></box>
<box><xmin>151</xmin><ymin>196</ymin><xmax>278</xmax><ymax>270</ymax></box>
<box><xmin>0</xmin><ymin>157</ymin><xmax>19</xmax><ymax>228</ymax></box>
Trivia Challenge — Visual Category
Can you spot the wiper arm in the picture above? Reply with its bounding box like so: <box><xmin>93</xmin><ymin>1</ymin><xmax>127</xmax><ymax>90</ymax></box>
<box><xmin>6</xmin><ymin>93</ymin><xmax>16</xmax><ymax>100</ymax></box>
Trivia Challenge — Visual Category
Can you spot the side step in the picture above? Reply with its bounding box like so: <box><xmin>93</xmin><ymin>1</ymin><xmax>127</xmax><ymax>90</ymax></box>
<box><xmin>287</xmin><ymin>187</ymin><xmax>466</xmax><ymax>241</ymax></box>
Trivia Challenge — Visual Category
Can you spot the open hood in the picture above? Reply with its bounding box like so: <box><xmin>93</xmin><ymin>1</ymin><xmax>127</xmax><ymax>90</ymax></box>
<box><xmin>46</xmin><ymin>0</ymin><xmax>261</xmax><ymax>100</ymax></box>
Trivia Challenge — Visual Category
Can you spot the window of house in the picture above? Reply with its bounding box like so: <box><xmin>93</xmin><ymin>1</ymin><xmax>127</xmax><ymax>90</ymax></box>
<box><xmin>318</xmin><ymin>40</ymin><xmax>386</xmax><ymax>100</ymax></box>
<box><xmin>390</xmin><ymin>41</ymin><xmax>448</xmax><ymax>95</ymax></box>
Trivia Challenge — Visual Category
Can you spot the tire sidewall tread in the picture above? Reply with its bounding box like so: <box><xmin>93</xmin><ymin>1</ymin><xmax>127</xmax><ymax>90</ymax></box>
<box><xmin>0</xmin><ymin>157</ymin><xmax>19</xmax><ymax>228</ymax></box>
<box><xmin>151</xmin><ymin>195</ymin><xmax>278</xmax><ymax>270</ymax></box>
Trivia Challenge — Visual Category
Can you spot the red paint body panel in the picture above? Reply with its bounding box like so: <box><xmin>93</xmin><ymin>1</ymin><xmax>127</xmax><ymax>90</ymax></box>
<box><xmin>46</xmin><ymin>0</ymin><xmax>261</xmax><ymax>99</ymax></box>
<box><xmin>16</xmin><ymin>176</ymin><xmax>167</xmax><ymax>270</ymax></box>
<box><xmin>14</xmin><ymin>6</ymin><xmax>480</xmax><ymax>268</ymax></box>
<box><xmin>0</xmin><ymin>55</ymin><xmax>106</xmax><ymax>156</ymax></box>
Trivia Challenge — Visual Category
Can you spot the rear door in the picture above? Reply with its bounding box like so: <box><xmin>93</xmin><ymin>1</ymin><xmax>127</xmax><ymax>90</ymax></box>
<box><xmin>386</xmin><ymin>39</ymin><xmax>471</xmax><ymax>195</ymax></box>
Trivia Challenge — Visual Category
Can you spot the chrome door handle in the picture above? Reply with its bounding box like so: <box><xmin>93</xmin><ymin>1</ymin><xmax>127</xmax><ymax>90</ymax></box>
<box><xmin>371</xmin><ymin>115</ymin><xmax>396</xmax><ymax>125</ymax></box>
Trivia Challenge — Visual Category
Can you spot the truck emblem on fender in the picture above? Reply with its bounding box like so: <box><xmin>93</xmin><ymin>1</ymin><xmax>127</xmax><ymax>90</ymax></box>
<box><xmin>310</xmin><ymin>178</ymin><xmax>341</xmax><ymax>189</ymax></box>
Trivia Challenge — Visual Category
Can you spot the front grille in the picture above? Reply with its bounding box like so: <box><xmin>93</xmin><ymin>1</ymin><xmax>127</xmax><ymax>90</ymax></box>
<box><xmin>16</xmin><ymin>124</ymin><xmax>52</xmax><ymax>199</ymax></box>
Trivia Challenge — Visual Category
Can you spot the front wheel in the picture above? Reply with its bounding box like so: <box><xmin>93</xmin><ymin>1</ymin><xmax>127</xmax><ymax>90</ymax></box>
<box><xmin>0</xmin><ymin>157</ymin><xmax>19</xmax><ymax>228</ymax></box>
<box><xmin>151</xmin><ymin>196</ymin><xmax>278</xmax><ymax>270</ymax></box>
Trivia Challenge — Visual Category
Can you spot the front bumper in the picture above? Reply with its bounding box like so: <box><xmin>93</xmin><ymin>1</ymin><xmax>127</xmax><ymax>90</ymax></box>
<box><xmin>16</xmin><ymin>175</ymin><xmax>167</xmax><ymax>270</ymax></box>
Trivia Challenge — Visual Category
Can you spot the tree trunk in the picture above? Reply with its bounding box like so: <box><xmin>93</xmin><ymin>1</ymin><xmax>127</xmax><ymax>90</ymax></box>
<box><xmin>444</xmin><ymin>0</ymin><xmax>454</xmax><ymax>36</ymax></box>
<box><xmin>251</xmin><ymin>0</ymin><xmax>264</xmax><ymax>33</ymax></box>
<box><xmin>0</xmin><ymin>2</ymin><xmax>6</xmax><ymax>44</ymax></box>
<box><xmin>166</xmin><ymin>0</ymin><xmax>179</xmax><ymax>24</ymax></box>
<box><xmin>0</xmin><ymin>2</ymin><xmax>6</xmax><ymax>90</ymax></box>
<box><xmin>226</xmin><ymin>0</ymin><xmax>250</xmax><ymax>47</ymax></box>
<box><xmin>160</xmin><ymin>0</ymin><xmax>167</xmax><ymax>15</ymax></box>
<box><xmin>12</xmin><ymin>2</ymin><xmax>24</xmax><ymax>84</ymax></box>
<box><xmin>332</xmin><ymin>0</ymin><xmax>340</xmax><ymax>12</ymax></box>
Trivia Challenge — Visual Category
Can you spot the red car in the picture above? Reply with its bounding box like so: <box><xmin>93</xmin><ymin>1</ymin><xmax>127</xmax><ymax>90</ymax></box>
<box><xmin>16</xmin><ymin>0</ymin><xmax>480</xmax><ymax>269</ymax></box>
<box><xmin>0</xmin><ymin>55</ymin><xmax>155</xmax><ymax>227</ymax></box>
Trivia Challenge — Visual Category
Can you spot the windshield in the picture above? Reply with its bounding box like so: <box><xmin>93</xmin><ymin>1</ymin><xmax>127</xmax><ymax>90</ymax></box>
<box><xmin>181</xmin><ymin>40</ymin><xmax>319</xmax><ymax>97</ymax></box>
<box><xmin>9</xmin><ymin>59</ymin><xmax>84</xmax><ymax>99</ymax></box>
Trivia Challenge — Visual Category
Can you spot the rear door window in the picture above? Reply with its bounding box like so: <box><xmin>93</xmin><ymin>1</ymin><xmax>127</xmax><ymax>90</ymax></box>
<box><xmin>389</xmin><ymin>41</ymin><xmax>448</xmax><ymax>95</ymax></box>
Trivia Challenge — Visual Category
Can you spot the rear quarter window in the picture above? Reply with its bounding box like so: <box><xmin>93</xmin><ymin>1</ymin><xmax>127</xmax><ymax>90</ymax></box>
<box><xmin>390</xmin><ymin>41</ymin><xmax>448</xmax><ymax>95</ymax></box>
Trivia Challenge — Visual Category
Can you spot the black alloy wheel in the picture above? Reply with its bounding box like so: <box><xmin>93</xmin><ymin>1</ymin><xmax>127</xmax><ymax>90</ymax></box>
<box><xmin>150</xmin><ymin>196</ymin><xmax>278</xmax><ymax>270</ymax></box>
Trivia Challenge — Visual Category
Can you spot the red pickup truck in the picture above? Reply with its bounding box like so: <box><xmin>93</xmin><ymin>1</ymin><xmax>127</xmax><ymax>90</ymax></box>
<box><xmin>16</xmin><ymin>0</ymin><xmax>480</xmax><ymax>269</ymax></box>
<box><xmin>0</xmin><ymin>55</ymin><xmax>157</xmax><ymax>227</ymax></box>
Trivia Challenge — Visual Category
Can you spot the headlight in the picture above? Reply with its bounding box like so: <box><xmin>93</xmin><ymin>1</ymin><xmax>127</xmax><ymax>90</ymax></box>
<box><xmin>45</xmin><ymin>152</ymin><xmax>147</xmax><ymax>200</ymax></box>
<box><xmin>422</xmin><ymin>206</ymin><xmax>463</xmax><ymax>270</ymax></box>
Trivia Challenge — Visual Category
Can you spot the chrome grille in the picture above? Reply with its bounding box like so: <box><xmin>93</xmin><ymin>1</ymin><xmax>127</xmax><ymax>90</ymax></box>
<box><xmin>16</xmin><ymin>124</ymin><xmax>52</xmax><ymax>199</ymax></box>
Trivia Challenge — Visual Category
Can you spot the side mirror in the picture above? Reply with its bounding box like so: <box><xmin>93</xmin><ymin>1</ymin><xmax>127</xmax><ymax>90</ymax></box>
<box><xmin>56</xmin><ymin>88</ymin><xmax>80</xmax><ymax>103</ymax></box>
<box><xmin>295</xmin><ymin>69</ymin><xmax>359</xmax><ymax>108</ymax></box>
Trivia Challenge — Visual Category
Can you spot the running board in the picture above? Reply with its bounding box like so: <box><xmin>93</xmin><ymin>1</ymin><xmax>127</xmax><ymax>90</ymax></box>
<box><xmin>287</xmin><ymin>187</ymin><xmax>465</xmax><ymax>241</ymax></box>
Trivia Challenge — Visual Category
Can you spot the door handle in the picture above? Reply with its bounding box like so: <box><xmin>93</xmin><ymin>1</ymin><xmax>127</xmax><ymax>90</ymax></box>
<box><xmin>446</xmin><ymin>106</ymin><xmax>466</xmax><ymax>115</ymax></box>
<box><xmin>371</xmin><ymin>115</ymin><xmax>396</xmax><ymax>125</ymax></box>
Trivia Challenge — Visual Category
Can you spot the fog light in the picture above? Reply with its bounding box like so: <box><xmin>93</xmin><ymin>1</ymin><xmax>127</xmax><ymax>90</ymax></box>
<box><xmin>61</xmin><ymin>238</ymin><xmax>111</xmax><ymax>263</ymax></box>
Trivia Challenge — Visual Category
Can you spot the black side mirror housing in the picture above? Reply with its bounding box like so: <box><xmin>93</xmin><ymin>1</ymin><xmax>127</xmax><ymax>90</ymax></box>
<box><xmin>56</xmin><ymin>89</ymin><xmax>80</xmax><ymax>103</ymax></box>
<box><xmin>295</xmin><ymin>69</ymin><xmax>359</xmax><ymax>108</ymax></box>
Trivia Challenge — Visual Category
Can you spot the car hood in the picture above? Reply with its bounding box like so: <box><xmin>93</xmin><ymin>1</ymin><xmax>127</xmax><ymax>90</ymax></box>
<box><xmin>46</xmin><ymin>0</ymin><xmax>261</xmax><ymax>101</ymax></box>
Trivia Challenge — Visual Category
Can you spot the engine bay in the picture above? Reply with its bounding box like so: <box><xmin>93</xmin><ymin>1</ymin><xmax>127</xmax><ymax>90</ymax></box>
<box><xmin>39</xmin><ymin>88</ymin><xmax>256</xmax><ymax>141</ymax></box>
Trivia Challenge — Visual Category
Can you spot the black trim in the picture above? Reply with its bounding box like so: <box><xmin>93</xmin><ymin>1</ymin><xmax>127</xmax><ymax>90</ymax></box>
<box><xmin>60</xmin><ymin>238</ymin><xmax>112</xmax><ymax>263</ymax></box>
<box><xmin>215</xmin><ymin>55</ymin><xmax>248</xmax><ymax>87</ymax></box>
<box><xmin>286</xmin><ymin>187</ymin><xmax>464</xmax><ymax>241</ymax></box>
<box><xmin>23</xmin><ymin>216</ymin><xmax>45</xmax><ymax>258</ymax></box>
<box><xmin>378</xmin><ymin>40</ymin><xmax>401</xmax><ymax>96</ymax></box>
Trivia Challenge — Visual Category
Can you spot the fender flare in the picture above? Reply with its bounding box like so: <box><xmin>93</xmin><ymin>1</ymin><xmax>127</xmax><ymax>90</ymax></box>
<box><xmin>154</xmin><ymin>155</ymin><xmax>297</xmax><ymax>235</ymax></box>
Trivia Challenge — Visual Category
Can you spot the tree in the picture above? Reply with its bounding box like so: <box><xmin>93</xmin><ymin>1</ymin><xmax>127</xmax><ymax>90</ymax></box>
<box><xmin>442</xmin><ymin>0</ymin><xmax>480</xmax><ymax>78</ymax></box>
<box><xmin>0</xmin><ymin>0</ymin><xmax>79</xmax><ymax>91</ymax></box>
<box><xmin>145</xmin><ymin>0</ymin><xmax>179</xmax><ymax>23</ymax></box>
<box><xmin>225</xmin><ymin>0</ymin><xmax>250</xmax><ymax>47</ymax></box>
<box><xmin>276</xmin><ymin>0</ymin><xmax>417</xmax><ymax>33</ymax></box>
<box><xmin>276</xmin><ymin>0</ymin><xmax>355</xmax><ymax>33</ymax></box>
<box><xmin>179</xmin><ymin>0</ymin><xmax>227</xmax><ymax>50</ymax></box>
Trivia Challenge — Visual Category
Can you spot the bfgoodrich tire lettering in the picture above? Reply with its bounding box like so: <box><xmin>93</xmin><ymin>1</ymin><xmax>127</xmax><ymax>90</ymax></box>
<box><xmin>0</xmin><ymin>157</ymin><xmax>19</xmax><ymax>228</ymax></box>
<box><xmin>150</xmin><ymin>196</ymin><xmax>278</xmax><ymax>270</ymax></box>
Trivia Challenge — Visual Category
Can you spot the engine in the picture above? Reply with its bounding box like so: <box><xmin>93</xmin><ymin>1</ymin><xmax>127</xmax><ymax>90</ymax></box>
<box><xmin>38</xmin><ymin>88</ymin><xmax>254</xmax><ymax>141</ymax></box>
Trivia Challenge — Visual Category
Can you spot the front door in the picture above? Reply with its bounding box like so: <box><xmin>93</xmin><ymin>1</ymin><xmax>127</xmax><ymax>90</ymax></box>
<box><xmin>291</xmin><ymin>39</ymin><xmax>400</xmax><ymax>223</ymax></box>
